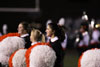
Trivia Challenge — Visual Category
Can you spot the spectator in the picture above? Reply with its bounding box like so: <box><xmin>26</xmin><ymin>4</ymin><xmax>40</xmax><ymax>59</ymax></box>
<box><xmin>45</xmin><ymin>22</ymin><xmax>65</xmax><ymax>67</ymax></box>
<box><xmin>17</xmin><ymin>21</ymin><xmax>31</xmax><ymax>49</ymax></box>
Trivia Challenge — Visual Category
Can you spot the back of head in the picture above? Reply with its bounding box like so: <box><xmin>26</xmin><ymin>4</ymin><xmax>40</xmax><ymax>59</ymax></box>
<box><xmin>78</xmin><ymin>48</ymin><xmax>100</xmax><ymax>67</ymax></box>
<box><xmin>30</xmin><ymin>45</ymin><xmax>56</xmax><ymax>67</ymax></box>
<box><xmin>31</xmin><ymin>28</ymin><xmax>45</xmax><ymax>42</ymax></box>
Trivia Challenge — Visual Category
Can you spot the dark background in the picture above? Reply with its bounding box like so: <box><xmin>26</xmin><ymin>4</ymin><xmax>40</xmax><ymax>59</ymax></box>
<box><xmin>0</xmin><ymin>0</ymin><xmax>100</xmax><ymax>33</ymax></box>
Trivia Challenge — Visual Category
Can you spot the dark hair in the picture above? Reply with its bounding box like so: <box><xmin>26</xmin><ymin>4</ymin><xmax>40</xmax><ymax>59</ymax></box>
<box><xmin>20</xmin><ymin>21</ymin><xmax>30</xmax><ymax>33</ymax></box>
<box><xmin>80</xmin><ymin>21</ymin><xmax>89</xmax><ymax>31</ymax></box>
<box><xmin>48</xmin><ymin>23</ymin><xmax>65</xmax><ymax>42</ymax></box>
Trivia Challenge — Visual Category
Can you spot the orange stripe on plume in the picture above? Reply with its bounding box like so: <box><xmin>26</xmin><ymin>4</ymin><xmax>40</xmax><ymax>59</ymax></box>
<box><xmin>0</xmin><ymin>33</ymin><xmax>20</xmax><ymax>41</ymax></box>
<box><xmin>25</xmin><ymin>42</ymin><xmax>51</xmax><ymax>67</ymax></box>
<box><xmin>9</xmin><ymin>49</ymin><xmax>24</xmax><ymax>67</ymax></box>
<box><xmin>9</xmin><ymin>50</ymin><xmax>17</xmax><ymax>67</ymax></box>
<box><xmin>78</xmin><ymin>53</ymin><xmax>83</xmax><ymax>67</ymax></box>
<box><xmin>78</xmin><ymin>48</ymin><xmax>98</xmax><ymax>67</ymax></box>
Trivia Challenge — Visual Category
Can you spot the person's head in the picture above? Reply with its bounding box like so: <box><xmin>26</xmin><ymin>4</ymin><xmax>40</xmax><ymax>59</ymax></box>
<box><xmin>80</xmin><ymin>21</ymin><xmax>88</xmax><ymax>33</ymax></box>
<box><xmin>17</xmin><ymin>21</ymin><xmax>29</xmax><ymax>35</ymax></box>
<box><xmin>30</xmin><ymin>28</ymin><xmax>45</xmax><ymax>43</ymax></box>
<box><xmin>46</xmin><ymin>23</ymin><xmax>65</xmax><ymax>42</ymax></box>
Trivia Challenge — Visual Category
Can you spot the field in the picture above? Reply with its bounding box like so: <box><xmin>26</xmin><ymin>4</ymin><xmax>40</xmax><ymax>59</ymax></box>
<box><xmin>64</xmin><ymin>48</ymin><xmax>79</xmax><ymax>67</ymax></box>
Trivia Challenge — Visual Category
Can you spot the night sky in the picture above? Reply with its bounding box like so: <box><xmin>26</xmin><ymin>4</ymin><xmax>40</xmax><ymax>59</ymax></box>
<box><xmin>0</xmin><ymin>0</ymin><xmax>99</xmax><ymax>32</ymax></box>
<box><xmin>40</xmin><ymin>0</ymin><xmax>100</xmax><ymax>19</ymax></box>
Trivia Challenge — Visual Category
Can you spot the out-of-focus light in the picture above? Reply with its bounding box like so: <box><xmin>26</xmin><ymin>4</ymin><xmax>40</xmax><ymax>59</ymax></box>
<box><xmin>76</xmin><ymin>37</ymin><xmax>80</xmax><ymax>42</ymax></box>
<box><xmin>95</xmin><ymin>24</ymin><xmax>100</xmax><ymax>28</ymax></box>
<box><xmin>91</xmin><ymin>19</ymin><xmax>95</xmax><ymax>29</ymax></box>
